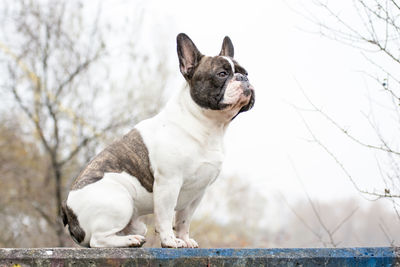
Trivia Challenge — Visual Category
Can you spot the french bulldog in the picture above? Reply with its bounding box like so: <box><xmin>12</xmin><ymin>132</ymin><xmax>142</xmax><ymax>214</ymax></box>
<box><xmin>61</xmin><ymin>33</ymin><xmax>255</xmax><ymax>248</ymax></box>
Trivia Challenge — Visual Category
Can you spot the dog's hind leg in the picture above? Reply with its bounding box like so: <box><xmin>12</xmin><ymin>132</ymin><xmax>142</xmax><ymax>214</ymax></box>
<box><xmin>87</xmin><ymin>206</ymin><xmax>146</xmax><ymax>247</ymax></box>
<box><xmin>90</xmin><ymin>231</ymin><xmax>146</xmax><ymax>248</ymax></box>
<box><xmin>119</xmin><ymin>216</ymin><xmax>148</xmax><ymax>236</ymax></box>
<box><xmin>76</xmin><ymin>174</ymin><xmax>146</xmax><ymax>248</ymax></box>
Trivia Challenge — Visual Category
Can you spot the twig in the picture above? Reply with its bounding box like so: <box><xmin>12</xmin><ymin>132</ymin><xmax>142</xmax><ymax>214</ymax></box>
<box><xmin>280</xmin><ymin>193</ymin><xmax>327</xmax><ymax>247</ymax></box>
<box><xmin>378</xmin><ymin>220</ymin><xmax>395</xmax><ymax>246</ymax></box>
<box><xmin>295</xmin><ymin>79</ymin><xmax>400</xmax><ymax>156</ymax></box>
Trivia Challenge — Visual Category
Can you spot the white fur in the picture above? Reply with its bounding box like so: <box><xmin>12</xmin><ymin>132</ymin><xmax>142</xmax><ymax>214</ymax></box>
<box><xmin>66</xmin><ymin>85</ymin><xmax>249</xmax><ymax>248</ymax></box>
<box><xmin>221</xmin><ymin>56</ymin><xmax>235</xmax><ymax>73</ymax></box>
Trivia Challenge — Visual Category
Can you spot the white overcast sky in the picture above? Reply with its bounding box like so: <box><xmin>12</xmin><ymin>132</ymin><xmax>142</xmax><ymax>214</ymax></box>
<box><xmin>100</xmin><ymin>0</ymin><xmax>397</xmax><ymax>209</ymax></box>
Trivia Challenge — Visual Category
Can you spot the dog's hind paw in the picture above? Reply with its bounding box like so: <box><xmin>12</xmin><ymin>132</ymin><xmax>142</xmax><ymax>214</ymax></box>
<box><xmin>127</xmin><ymin>235</ymin><xmax>146</xmax><ymax>247</ymax></box>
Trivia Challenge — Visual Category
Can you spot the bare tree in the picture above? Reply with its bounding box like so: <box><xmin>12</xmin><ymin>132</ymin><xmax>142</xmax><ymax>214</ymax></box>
<box><xmin>292</xmin><ymin>0</ymin><xmax>400</xmax><ymax>214</ymax></box>
<box><xmin>0</xmin><ymin>116</ymin><xmax>58</xmax><ymax>247</ymax></box>
<box><xmin>279</xmin><ymin>197</ymin><xmax>400</xmax><ymax>248</ymax></box>
<box><xmin>0</xmin><ymin>0</ymin><xmax>169</xmax><ymax>246</ymax></box>
<box><xmin>281</xmin><ymin>159</ymin><xmax>359</xmax><ymax>248</ymax></box>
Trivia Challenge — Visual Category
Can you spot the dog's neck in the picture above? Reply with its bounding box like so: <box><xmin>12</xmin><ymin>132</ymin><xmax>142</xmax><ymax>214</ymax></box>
<box><xmin>162</xmin><ymin>85</ymin><xmax>230</xmax><ymax>147</ymax></box>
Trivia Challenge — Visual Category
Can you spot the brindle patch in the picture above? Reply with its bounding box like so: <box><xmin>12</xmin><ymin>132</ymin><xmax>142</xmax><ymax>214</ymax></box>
<box><xmin>61</xmin><ymin>201</ymin><xmax>85</xmax><ymax>244</ymax></box>
<box><xmin>71</xmin><ymin>128</ymin><xmax>154</xmax><ymax>192</ymax></box>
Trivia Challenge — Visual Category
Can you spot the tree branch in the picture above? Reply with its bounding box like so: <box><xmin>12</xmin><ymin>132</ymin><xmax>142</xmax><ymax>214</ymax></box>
<box><xmin>55</xmin><ymin>46</ymin><xmax>104</xmax><ymax>98</ymax></box>
<box><xmin>296</xmin><ymin>80</ymin><xmax>400</xmax><ymax>156</ymax></box>
<box><xmin>31</xmin><ymin>202</ymin><xmax>56</xmax><ymax>230</ymax></box>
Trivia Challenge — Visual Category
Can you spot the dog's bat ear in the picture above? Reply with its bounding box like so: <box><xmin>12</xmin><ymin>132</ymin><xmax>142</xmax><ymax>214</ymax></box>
<box><xmin>219</xmin><ymin>36</ymin><xmax>234</xmax><ymax>58</ymax></box>
<box><xmin>177</xmin><ymin>33</ymin><xmax>203</xmax><ymax>80</ymax></box>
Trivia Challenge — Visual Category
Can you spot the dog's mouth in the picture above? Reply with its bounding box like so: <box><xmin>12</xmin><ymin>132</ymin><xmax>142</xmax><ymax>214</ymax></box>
<box><xmin>220</xmin><ymin>81</ymin><xmax>255</xmax><ymax>110</ymax></box>
<box><xmin>241</xmin><ymin>88</ymin><xmax>255</xmax><ymax>111</ymax></box>
<box><xmin>238</xmin><ymin>87</ymin><xmax>255</xmax><ymax>110</ymax></box>
<box><xmin>230</xmin><ymin>87</ymin><xmax>255</xmax><ymax>120</ymax></box>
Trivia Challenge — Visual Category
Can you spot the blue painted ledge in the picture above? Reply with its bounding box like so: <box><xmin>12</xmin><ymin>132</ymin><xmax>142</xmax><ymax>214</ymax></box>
<box><xmin>0</xmin><ymin>247</ymin><xmax>398</xmax><ymax>266</ymax></box>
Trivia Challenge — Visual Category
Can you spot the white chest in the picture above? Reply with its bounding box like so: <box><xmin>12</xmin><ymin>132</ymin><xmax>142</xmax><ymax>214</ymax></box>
<box><xmin>175</xmin><ymin>150</ymin><xmax>223</xmax><ymax>210</ymax></box>
<box><xmin>137</xmin><ymin>116</ymin><xmax>226</xmax><ymax>210</ymax></box>
<box><xmin>184</xmin><ymin>149</ymin><xmax>223</xmax><ymax>187</ymax></box>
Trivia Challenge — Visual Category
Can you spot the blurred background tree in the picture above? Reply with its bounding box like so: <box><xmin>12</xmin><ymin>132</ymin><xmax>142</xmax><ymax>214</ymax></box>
<box><xmin>286</xmin><ymin>0</ymin><xmax>400</xmax><ymax>247</ymax></box>
<box><xmin>0</xmin><ymin>0</ymin><xmax>170</xmax><ymax>247</ymax></box>
<box><xmin>298</xmin><ymin>0</ymin><xmax>400</xmax><ymax>212</ymax></box>
<box><xmin>0</xmin><ymin>117</ymin><xmax>48</xmax><ymax>247</ymax></box>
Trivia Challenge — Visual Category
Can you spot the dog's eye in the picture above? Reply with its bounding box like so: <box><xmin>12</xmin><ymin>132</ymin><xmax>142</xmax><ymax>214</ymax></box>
<box><xmin>217</xmin><ymin>71</ymin><xmax>228</xmax><ymax>78</ymax></box>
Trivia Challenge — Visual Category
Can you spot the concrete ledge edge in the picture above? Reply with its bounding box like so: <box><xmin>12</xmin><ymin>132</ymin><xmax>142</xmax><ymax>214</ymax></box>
<box><xmin>0</xmin><ymin>247</ymin><xmax>399</xmax><ymax>266</ymax></box>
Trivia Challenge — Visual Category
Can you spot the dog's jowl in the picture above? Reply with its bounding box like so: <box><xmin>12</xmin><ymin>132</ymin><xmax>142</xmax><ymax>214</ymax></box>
<box><xmin>62</xmin><ymin>33</ymin><xmax>255</xmax><ymax>248</ymax></box>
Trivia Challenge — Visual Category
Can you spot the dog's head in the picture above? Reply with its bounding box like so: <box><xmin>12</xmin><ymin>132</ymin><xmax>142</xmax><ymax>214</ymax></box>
<box><xmin>177</xmin><ymin>33</ymin><xmax>255</xmax><ymax>119</ymax></box>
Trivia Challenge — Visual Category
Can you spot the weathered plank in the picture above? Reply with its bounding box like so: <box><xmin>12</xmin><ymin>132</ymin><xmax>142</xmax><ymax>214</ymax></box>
<box><xmin>0</xmin><ymin>247</ymin><xmax>398</xmax><ymax>266</ymax></box>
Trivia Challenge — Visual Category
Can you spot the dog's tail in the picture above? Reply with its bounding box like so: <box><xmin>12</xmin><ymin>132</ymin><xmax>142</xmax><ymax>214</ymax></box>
<box><xmin>61</xmin><ymin>201</ymin><xmax>69</xmax><ymax>227</ymax></box>
<box><xmin>61</xmin><ymin>201</ymin><xmax>86</xmax><ymax>245</ymax></box>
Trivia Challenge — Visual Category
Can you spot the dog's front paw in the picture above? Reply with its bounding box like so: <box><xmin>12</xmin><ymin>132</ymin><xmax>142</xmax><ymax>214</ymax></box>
<box><xmin>161</xmin><ymin>237</ymin><xmax>186</xmax><ymax>248</ymax></box>
<box><xmin>183</xmin><ymin>238</ymin><xmax>198</xmax><ymax>248</ymax></box>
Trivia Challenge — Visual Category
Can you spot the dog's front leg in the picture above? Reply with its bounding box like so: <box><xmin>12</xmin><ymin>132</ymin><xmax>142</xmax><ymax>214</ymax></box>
<box><xmin>153</xmin><ymin>177</ymin><xmax>186</xmax><ymax>248</ymax></box>
<box><xmin>174</xmin><ymin>193</ymin><xmax>204</xmax><ymax>248</ymax></box>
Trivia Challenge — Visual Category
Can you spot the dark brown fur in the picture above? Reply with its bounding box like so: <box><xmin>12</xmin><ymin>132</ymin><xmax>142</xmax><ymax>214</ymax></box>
<box><xmin>71</xmin><ymin>128</ymin><xmax>154</xmax><ymax>192</ymax></box>
<box><xmin>61</xmin><ymin>201</ymin><xmax>85</xmax><ymax>243</ymax></box>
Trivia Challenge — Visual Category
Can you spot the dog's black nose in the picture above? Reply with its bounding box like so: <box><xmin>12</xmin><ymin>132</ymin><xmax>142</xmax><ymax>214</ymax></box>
<box><xmin>235</xmin><ymin>74</ymin><xmax>248</xmax><ymax>82</ymax></box>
